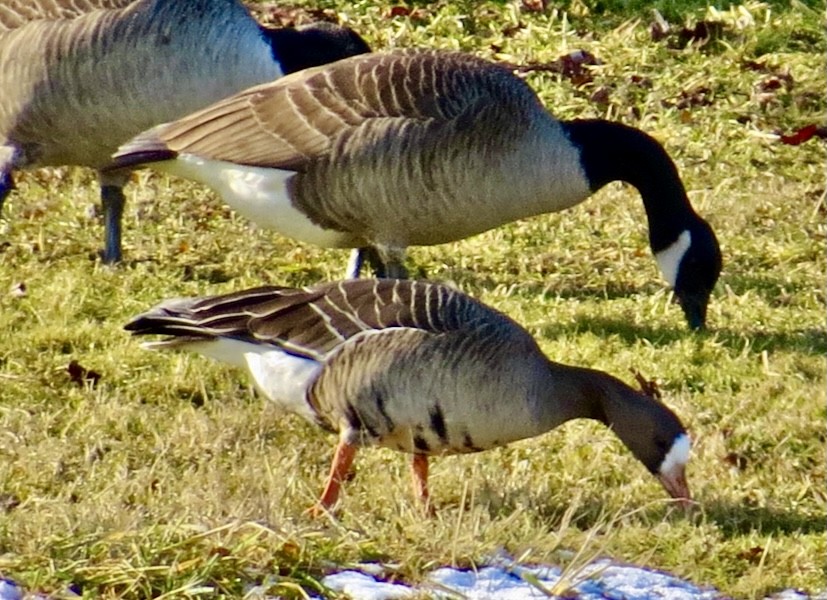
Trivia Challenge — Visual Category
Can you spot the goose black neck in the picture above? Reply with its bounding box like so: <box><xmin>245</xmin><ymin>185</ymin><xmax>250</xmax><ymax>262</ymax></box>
<box><xmin>563</xmin><ymin>119</ymin><xmax>698</xmax><ymax>252</ymax></box>
<box><xmin>261</xmin><ymin>23</ymin><xmax>371</xmax><ymax>75</ymax></box>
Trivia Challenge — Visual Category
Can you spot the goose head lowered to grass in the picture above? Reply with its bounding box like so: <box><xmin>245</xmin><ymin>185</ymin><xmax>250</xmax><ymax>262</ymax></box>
<box><xmin>109</xmin><ymin>49</ymin><xmax>722</xmax><ymax>329</ymax></box>
<box><xmin>126</xmin><ymin>278</ymin><xmax>692</xmax><ymax>515</ymax></box>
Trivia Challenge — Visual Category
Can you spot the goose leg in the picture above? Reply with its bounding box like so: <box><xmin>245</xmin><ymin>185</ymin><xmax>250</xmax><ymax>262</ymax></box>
<box><xmin>99</xmin><ymin>169</ymin><xmax>130</xmax><ymax>264</ymax></box>
<box><xmin>411</xmin><ymin>453</ymin><xmax>434</xmax><ymax>514</ymax></box>
<box><xmin>0</xmin><ymin>170</ymin><xmax>13</xmax><ymax>215</ymax></box>
<box><xmin>347</xmin><ymin>246</ymin><xmax>409</xmax><ymax>279</ymax></box>
<box><xmin>307</xmin><ymin>439</ymin><xmax>357</xmax><ymax>516</ymax></box>
<box><xmin>383</xmin><ymin>260</ymin><xmax>409</xmax><ymax>280</ymax></box>
<box><xmin>100</xmin><ymin>184</ymin><xmax>125</xmax><ymax>264</ymax></box>
<box><xmin>345</xmin><ymin>248</ymin><xmax>367</xmax><ymax>279</ymax></box>
<box><xmin>374</xmin><ymin>245</ymin><xmax>408</xmax><ymax>279</ymax></box>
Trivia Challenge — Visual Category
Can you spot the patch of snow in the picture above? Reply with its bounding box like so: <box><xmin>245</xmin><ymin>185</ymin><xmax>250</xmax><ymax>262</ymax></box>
<box><xmin>0</xmin><ymin>580</ymin><xmax>22</xmax><ymax>600</ymax></box>
<box><xmin>766</xmin><ymin>591</ymin><xmax>823</xmax><ymax>600</ymax></box>
<box><xmin>427</xmin><ymin>558</ymin><xmax>721</xmax><ymax>600</ymax></box>
<box><xmin>5</xmin><ymin>558</ymin><xmax>825</xmax><ymax>600</ymax></box>
<box><xmin>320</xmin><ymin>555</ymin><xmax>822</xmax><ymax>600</ymax></box>
<box><xmin>323</xmin><ymin>571</ymin><xmax>415</xmax><ymax>600</ymax></box>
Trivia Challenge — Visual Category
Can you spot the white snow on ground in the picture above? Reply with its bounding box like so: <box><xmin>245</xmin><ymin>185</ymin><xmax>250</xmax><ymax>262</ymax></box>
<box><xmin>324</xmin><ymin>557</ymin><xmax>724</xmax><ymax>600</ymax></box>
<box><xmin>3</xmin><ymin>559</ymin><xmax>824</xmax><ymax>600</ymax></box>
<box><xmin>321</xmin><ymin>555</ymin><xmax>825</xmax><ymax>600</ymax></box>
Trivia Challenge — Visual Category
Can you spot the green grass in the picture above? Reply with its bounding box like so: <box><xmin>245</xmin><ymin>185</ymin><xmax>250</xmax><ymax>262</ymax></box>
<box><xmin>1</xmin><ymin>1</ymin><xmax>825</xmax><ymax>598</ymax></box>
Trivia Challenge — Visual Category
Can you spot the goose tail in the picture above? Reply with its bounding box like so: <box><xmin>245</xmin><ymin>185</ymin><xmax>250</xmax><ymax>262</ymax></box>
<box><xmin>107</xmin><ymin>127</ymin><xmax>178</xmax><ymax>171</ymax></box>
<box><xmin>124</xmin><ymin>298</ymin><xmax>208</xmax><ymax>340</ymax></box>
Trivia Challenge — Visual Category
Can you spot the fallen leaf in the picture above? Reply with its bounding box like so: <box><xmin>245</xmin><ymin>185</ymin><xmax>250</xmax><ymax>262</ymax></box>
<box><xmin>736</xmin><ymin>546</ymin><xmax>765</xmax><ymax>563</ymax></box>
<box><xmin>673</xmin><ymin>20</ymin><xmax>725</xmax><ymax>47</ymax></box>
<box><xmin>67</xmin><ymin>360</ymin><xmax>102</xmax><ymax>388</ymax></box>
<box><xmin>388</xmin><ymin>5</ymin><xmax>411</xmax><ymax>17</ymax></box>
<box><xmin>723</xmin><ymin>452</ymin><xmax>748</xmax><ymax>470</ymax></box>
<box><xmin>590</xmin><ymin>86</ymin><xmax>611</xmax><ymax>105</ymax></box>
<box><xmin>629</xmin><ymin>74</ymin><xmax>653</xmax><ymax>88</ymax></box>
<box><xmin>502</xmin><ymin>22</ymin><xmax>525</xmax><ymax>37</ymax></box>
<box><xmin>756</xmin><ymin>73</ymin><xmax>793</xmax><ymax>93</ymax></box>
<box><xmin>506</xmin><ymin>49</ymin><xmax>600</xmax><ymax>85</ymax></box>
<box><xmin>778</xmin><ymin>124</ymin><xmax>827</xmax><ymax>145</ymax></box>
<box><xmin>521</xmin><ymin>0</ymin><xmax>547</xmax><ymax>12</ymax></box>
<box><xmin>631</xmin><ymin>369</ymin><xmax>662</xmax><ymax>400</ymax></box>
<box><xmin>0</xmin><ymin>493</ymin><xmax>20</xmax><ymax>513</ymax></box>
<box><xmin>741</xmin><ymin>59</ymin><xmax>770</xmax><ymax>72</ymax></box>
<box><xmin>252</xmin><ymin>4</ymin><xmax>339</xmax><ymax>27</ymax></box>
<box><xmin>664</xmin><ymin>86</ymin><xmax>714</xmax><ymax>110</ymax></box>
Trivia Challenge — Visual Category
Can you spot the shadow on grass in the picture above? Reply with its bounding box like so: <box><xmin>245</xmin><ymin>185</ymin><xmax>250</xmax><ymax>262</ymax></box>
<box><xmin>536</xmin><ymin>315</ymin><xmax>827</xmax><ymax>356</ymax></box>
<box><xmin>701</xmin><ymin>501</ymin><xmax>826</xmax><ymax>537</ymax></box>
<box><xmin>493</xmin><ymin>493</ymin><xmax>825</xmax><ymax>540</ymax></box>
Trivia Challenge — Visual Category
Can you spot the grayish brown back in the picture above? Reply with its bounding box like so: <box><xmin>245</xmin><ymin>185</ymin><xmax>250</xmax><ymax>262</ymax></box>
<box><xmin>0</xmin><ymin>0</ymin><xmax>135</xmax><ymax>30</ymax></box>
<box><xmin>0</xmin><ymin>0</ymin><xmax>284</xmax><ymax>170</ymax></box>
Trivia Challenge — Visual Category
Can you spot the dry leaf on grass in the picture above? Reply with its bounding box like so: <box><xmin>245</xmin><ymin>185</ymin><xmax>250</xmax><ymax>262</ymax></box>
<box><xmin>778</xmin><ymin>124</ymin><xmax>827</xmax><ymax>145</ymax></box>
<box><xmin>630</xmin><ymin>369</ymin><xmax>662</xmax><ymax>400</ymax></box>
<box><xmin>67</xmin><ymin>360</ymin><xmax>102</xmax><ymax>388</ymax></box>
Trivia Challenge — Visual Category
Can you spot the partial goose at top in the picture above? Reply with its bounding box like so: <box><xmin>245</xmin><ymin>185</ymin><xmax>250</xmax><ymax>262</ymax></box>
<box><xmin>0</xmin><ymin>0</ymin><xmax>135</xmax><ymax>30</ymax></box>
<box><xmin>125</xmin><ymin>278</ymin><xmax>692</xmax><ymax>515</ymax></box>
<box><xmin>110</xmin><ymin>49</ymin><xmax>722</xmax><ymax>329</ymax></box>
<box><xmin>0</xmin><ymin>0</ymin><xmax>370</xmax><ymax>263</ymax></box>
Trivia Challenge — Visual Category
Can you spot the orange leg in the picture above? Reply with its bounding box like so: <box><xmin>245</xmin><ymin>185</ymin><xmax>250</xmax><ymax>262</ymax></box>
<box><xmin>411</xmin><ymin>454</ymin><xmax>434</xmax><ymax>514</ymax></box>
<box><xmin>306</xmin><ymin>440</ymin><xmax>357</xmax><ymax>517</ymax></box>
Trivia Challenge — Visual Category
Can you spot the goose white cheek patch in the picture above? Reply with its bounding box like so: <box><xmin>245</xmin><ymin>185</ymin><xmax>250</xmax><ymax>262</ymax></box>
<box><xmin>659</xmin><ymin>433</ymin><xmax>691</xmax><ymax>476</ymax></box>
<box><xmin>655</xmin><ymin>230</ymin><xmax>692</xmax><ymax>288</ymax></box>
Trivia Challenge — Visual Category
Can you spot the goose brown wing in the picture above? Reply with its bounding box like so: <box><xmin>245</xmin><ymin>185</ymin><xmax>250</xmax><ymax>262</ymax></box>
<box><xmin>125</xmin><ymin>279</ymin><xmax>498</xmax><ymax>362</ymax></box>
<box><xmin>110</xmin><ymin>49</ymin><xmax>532</xmax><ymax>172</ymax></box>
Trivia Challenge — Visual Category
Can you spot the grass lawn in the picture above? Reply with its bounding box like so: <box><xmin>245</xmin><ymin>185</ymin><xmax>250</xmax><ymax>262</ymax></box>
<box><xmin>0</xmin><ymin>0</ymin><xmax>824</xmax><ymax>598</ymax></box>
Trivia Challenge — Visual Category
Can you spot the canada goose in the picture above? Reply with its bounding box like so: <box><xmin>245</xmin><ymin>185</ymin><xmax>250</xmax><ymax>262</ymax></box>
<box><xmin>109</xmin><ymin>49</ymin><xmax>722</xmax><ymax>329</ymax></box>
<box><xmin>0</xmin><ymin>0</ymin><xmax>370</xmax><ymax>263</ymax></box>
<box><xmin>125</xmin><ymin>278</ymin><xmax>692</xmax><ymax>514</ymax></box>
<box><xmin>0</xmin><ymin>0</ymin><xmax>134</xmax><ymax>30</ymax></box>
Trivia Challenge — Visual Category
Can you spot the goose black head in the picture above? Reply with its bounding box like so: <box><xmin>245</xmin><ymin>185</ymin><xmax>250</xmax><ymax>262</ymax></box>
<box><xmin>563</xmin><ymin>119</ymin><xmax>722</xmax><ymax>330</ymax></box>
<box><xmin>263</xmin><ymin>21</ymin><xmax>371</xmax><ymax>75</ymax></box>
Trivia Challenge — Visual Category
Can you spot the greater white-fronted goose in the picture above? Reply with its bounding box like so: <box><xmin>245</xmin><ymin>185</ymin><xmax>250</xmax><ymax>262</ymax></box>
<box><xmin>125</xmin><ymin>278</ymin><xmax>692</xmax><ymax>514</ymax></box>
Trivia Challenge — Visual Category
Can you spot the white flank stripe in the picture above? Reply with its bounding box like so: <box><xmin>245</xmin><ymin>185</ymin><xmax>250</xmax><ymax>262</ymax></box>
<box><xmin>149</xmin><ymin>338</ymin><xmax>250</xmax><ymax>369</ymax></box>
<box><xmin>654</xmin><ymin>230</ymin><xmax>692</xmax><ymax>288</ymax></box>
<box><xmin>145</xmin><ymin>337</ymin><xmax>320</xmax><ymax>423</ymax></box>
<box><xmin>158</xmin><ymin>154</ymin><xmax>351</xmax><ymax>248</ymax></box>
<box><xmin>243</xmin><ymin>349</ymin><xmax>321</xmax><ymax>423</ymax></box>
<box><xmin>659</xmin><ymin>433</ymin><xmax>691</xmax><ymax>476</ymax></box>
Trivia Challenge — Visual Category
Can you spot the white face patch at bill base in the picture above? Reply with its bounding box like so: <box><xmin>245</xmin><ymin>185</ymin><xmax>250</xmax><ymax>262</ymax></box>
<box><xmin>655</xmin><ymin>230</ymin><xmax>692</xmax><ymax>288</ymax></box>
<box><xmin>161</xmin><ymin>154</ymin><xmax>352</xmax><ymax>248</ymax></box>
<box><xmin>660</xmin><ymin>432</ymin><xmax>691</xmax><ymax>476</ymax></box>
